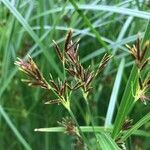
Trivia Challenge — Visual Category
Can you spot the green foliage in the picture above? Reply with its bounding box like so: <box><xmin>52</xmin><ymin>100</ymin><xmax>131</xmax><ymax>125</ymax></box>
<box><xmin>0</xmin><ymin>0</ymin><xmax>150</xmax><ymax>149</ymax></box>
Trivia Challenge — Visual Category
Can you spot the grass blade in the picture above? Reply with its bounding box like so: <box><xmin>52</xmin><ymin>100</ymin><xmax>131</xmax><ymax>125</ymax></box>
<box><xmin>77</xmin><ymin>4</ymin><xmax>150</xmax><ymax>20</ymax></box>
<box><xmin>97</xmin><ymin>132</ymin><xmax>119</xmax><ymax>150</ymax></box>
<box><xmin>34</xmin><ymin>126</ymin><xmax>110</xmax><ymax>133</ymax></box>
<box><xmin>105</xmin><ymin>59</ymin><xmax>125</xmax><ymax>127</ymax></box>
<box><xmin>31</xmin><ymin>4</ymin><xmax>150</xmax><ymax>20</ymax></box>
<box><xmin>81</xmin><ymin>33</ymin><xmax>143</xmax><ymax>63</ymax></box>
<box><xmin>0</xmin><ymin>105</ymin><xmax>31</xmax><ymax>150</ymax></box>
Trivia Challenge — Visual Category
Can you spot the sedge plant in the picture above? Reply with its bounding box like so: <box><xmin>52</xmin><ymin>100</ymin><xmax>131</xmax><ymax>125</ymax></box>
<box><xmin>15</xmin><ymin>28</ymin><xmax>150</xmax><ymax>149</ymax></box>
<box><xmin>15</xmin><ymin>30</ymin><xmax>112</xmax><ymax>149</ymax></box>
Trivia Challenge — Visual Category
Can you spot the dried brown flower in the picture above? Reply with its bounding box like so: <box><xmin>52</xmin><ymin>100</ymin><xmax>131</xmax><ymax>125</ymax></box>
<box><xmin>52</xmin><ymin>40</ymin><xmax>64</xmax><ymax>62</ymax></box>
<box><xmin>49</xmin><ymin>79</ymin><xmax>67</xmax><ymax>97</ymax></box>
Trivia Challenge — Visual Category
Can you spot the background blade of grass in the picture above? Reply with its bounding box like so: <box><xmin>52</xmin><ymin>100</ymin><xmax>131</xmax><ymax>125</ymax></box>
<box><xmin>34</xmin><ymin>126</ymin><xmax>110</xmax><ymax>133</ymax></box>
<box><xmin>31</xmin><ymin>4</ymin><xmax>150</xmax><ymax>20</ymax></box>
<box><xmin>76</xmin><ymin>4</ymin><xmax>150</xmax><ymax>20</ymax></box>
<box><xmin>0</xmin><ymin>105</ymin><xmax>32</xmax><ymax>150</ymax></box>
<box><xmin>105</xmin><ymin>59</ymin><xmax>125</xmax><ymax>127</ymax></box>
<box><xmin>34</xmin><ymin>126</ymin><xmax>150</xmax><ymax>138</ymax></box>
<box><xmin>81</xmin><ymin>33</ymin><xmax>143</xmax><ymax>63</ymax></box>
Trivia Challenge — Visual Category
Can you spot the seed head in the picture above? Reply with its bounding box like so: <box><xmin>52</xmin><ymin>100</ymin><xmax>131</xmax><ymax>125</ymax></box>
<box><xmin>15</xmin><ymin>56</ymin><xmax>50</xmax><ymax>89</ymax></box>
<box><xmin>58</xmin><ymin>117</ymin><xmax>77</xmax><ymax>136</ymax></box>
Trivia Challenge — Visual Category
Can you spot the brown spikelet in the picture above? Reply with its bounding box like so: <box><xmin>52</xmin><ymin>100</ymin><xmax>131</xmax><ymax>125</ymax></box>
<box><xmin>50</xmin><ymin>80</ymin><xmax>59</xmax><ymax>92</ymax></box>
<box><xmin>85</xmin><ymin>74</ymin><xmax>94</xmax><ymax>87</ymax></box>
<box><xmin>15</xmin><ymin>56</ymin><xmax>50</xmax><ymax>89</ymax></box>
<box><xmin>58</xmin><ymin>117</ymin><xmax>78</xmax><ymax>136</ymax></box>
<box><xmin>122</xmin><ymin>119</ymin><xmax>133</xmax><ymax>131</ymax></box>
<box><xmin>96</xmin><ymin>54</ymin><xmax>112</xmax><ymax>76</ymax></box>
<box><xmin>60</xmin><ymin>80</ymin><xmax>67</xmax><ymax>96</ymax></box>
<box><xmin>65</xmin><ymin>29</ymin><xmax>73</xmax><ymax>51</ymax></box>
<box><xmin>127</xmin><ymin>37</ymin><xmax>150</xmax><ymax>69</ymax></box>
<box><xmin>52</xmin><ymin>40</ymin><xmax>63</xmax><ymax>61</ymax></box>
<box><xmin>66</xmin><ymin>68</ymin><xmax>76</xmax><ymax>76</ymax></box>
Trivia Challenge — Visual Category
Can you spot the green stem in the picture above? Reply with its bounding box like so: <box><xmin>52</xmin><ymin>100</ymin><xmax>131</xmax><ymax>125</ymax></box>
<box><xmin>83</xmin><ymin>93</ymin><xmax>95</xmax><ymax>127</ymax></box>
<box><xmin>83</xmin><ymin>93</ymin><xmax>101</xmax><ymax>148</ymax></box>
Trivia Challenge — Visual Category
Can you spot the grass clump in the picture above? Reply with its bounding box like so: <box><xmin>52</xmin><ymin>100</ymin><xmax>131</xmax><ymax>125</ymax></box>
<box><xmin>0</xmin><ymin>0</ymin><xmax>150</xmax><ymax>149</ymax></box>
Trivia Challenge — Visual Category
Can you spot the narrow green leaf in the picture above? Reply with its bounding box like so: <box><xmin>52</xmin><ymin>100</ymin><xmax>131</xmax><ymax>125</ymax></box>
<box><xmin>0</xmin><ymin>105</ymin><xmax>31</xmax><ymax>150</ymax></box>
<box><xmin>34</xmin><ymin>125</ymin><xmax>150</xmax><ymax>139</ymax></box>
<box><xmin>34</xmin><ymin>126</ymin><xmax>111</xmax><ymax>133</ymax></box>
<box><xmin>31</xmin><ymin>4</ymin><xmax>150</xmax><ymax>20</ymax></box>
<box><xmin>105</xmin><ymin>59</ymin><xmax>125</xmax><ymax>127</ymax></box>
<box><xmin>97</xmin><ymin>132</ymin><xmax>119</xmax><ymax>150</ymax></box>
<box><xmin>77</xmin><ymin>4</ymin><xmax>150</xmax><ymax>20</ymax></box>
<box><xmin>133</xmin><ymin>130</ymin><xmax>150</xmax><ymax>138</ymax></box>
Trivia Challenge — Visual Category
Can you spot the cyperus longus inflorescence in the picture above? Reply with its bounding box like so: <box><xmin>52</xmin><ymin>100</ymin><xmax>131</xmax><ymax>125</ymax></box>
<box><xmin>53</xmin><ymin>30</ymin><xmax>112</xmax><ymax>99</ymax></box>
<box><xmin>15</xmin><ymin>56</ymin><xmax>50</xmax><ymax>89</ymax></box>
<box><xmin>15</xmin><ymin>30</ymin><xmax>111</xmax><ymax>147</ymax></box>
<box><xmin>15</xmin><ymin>30</ymin><xmax>111</xmax><ymax>109</ymax></box>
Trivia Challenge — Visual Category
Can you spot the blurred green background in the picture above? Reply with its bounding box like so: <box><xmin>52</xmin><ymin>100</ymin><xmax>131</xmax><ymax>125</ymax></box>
<box><xmin>0</xmin><ymin>0</ymin><xmax>150</xmax><ymax>149</ymax></box>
